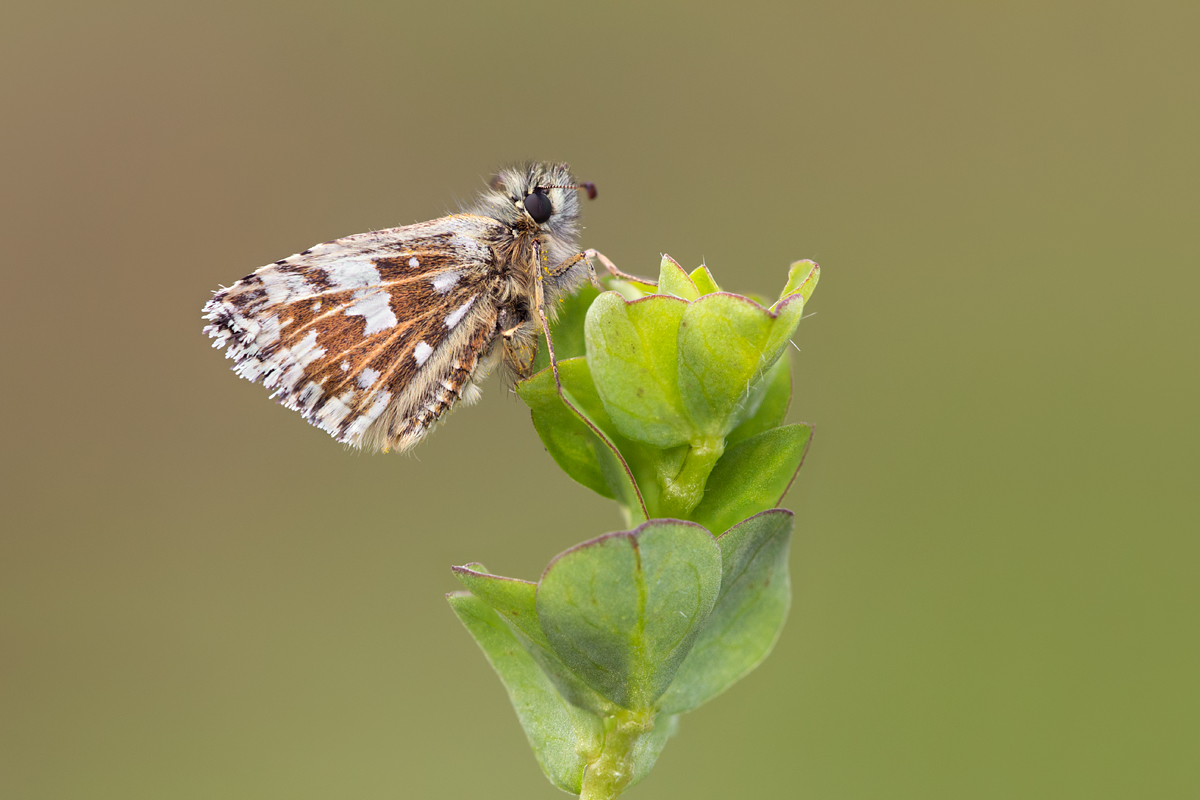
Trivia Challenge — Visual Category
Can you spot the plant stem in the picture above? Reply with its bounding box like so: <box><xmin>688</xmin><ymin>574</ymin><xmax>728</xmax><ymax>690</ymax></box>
<box><xmin>657</xmin><ymin>437</ymin><xmax>725</xmax><ymax>519</ymax></box>
<box><xmin>579</xmin><ymin>707</ymin><xmax>655</xmax><ymax>800</ymax></box>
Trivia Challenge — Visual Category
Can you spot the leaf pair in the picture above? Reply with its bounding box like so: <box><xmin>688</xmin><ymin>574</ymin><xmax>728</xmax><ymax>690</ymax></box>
<box><xmin>452</xmin><ymin>257</ymin><xmax>821</xmax><ymax>796</ymax></box>
<box><xmin>588</xmin><ymin>258</ymin><xmax>815</xmax><ymax>445</ymax></box>
<box><xmin>447</xmin><ymin>511</ymin><xmax>794</xmax><ymax>794</ymax></box>
<box><xmin>519</xmin><ymin>257</ymin><xmax>819</xmax><ymax>526</ymax></box>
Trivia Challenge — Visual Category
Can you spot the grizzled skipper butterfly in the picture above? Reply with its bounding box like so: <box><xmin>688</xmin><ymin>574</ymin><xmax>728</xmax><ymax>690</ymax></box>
<box><xmin>203</xmin><ymin>161</ymin><xmax>635</xmax><ymax>453</ymax></box>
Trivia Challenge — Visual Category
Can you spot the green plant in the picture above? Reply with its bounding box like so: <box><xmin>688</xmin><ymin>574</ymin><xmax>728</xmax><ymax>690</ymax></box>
<box><xmin>448</xmin><ymin>256</ymin><xmax>819</xmax><ymax>798</ymax></box>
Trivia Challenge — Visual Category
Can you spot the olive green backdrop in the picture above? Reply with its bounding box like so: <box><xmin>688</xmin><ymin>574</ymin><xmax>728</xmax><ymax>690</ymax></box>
<box><xmin>3</xmin><ymin>2</ymin><xmax>1196</xmax><ymax>798</ymax></box>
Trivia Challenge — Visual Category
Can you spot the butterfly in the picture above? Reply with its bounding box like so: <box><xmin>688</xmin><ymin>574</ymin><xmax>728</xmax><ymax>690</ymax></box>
<box><xmin>202</xmin><ymin>161</ymin><xmax>633</xmax><ymax>453</ymax></box>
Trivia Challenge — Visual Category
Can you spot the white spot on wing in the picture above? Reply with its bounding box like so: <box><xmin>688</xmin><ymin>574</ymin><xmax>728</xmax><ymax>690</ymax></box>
<box><xmin>328</xmin><ymin>258</ymin><xmax>383</xmax><ymax>290</ymax></box>
<box><xmin>293</xmin><ymin>331</ymin><xmax>327</xmax><ymax>368</ymax></box>
<box><xmin>357</xmin><ymin>367</ymin><xmax>381</xmax><ymax>390</ymax></box>
<box><xmin>297</xmin><ymin>381</ymin><xmax>323</xmax><ymax>411</ymax></box>
<box><xmin>314</xmin><ymin>390</ymin><xmax>356</xmax><ymax>432</ymax></box>
<box><xmin>346</xmin><ymin>288</ymin><xmax>397</xmax><ymax>335</ymax></box>
<box><xmin>414</xmin><ymin>341</ymin><xmax>433</xmax><ymax>366</ymax></box>
<box><xmin>408</xmin><ymin>257</ymin><xmax>419</xmax><ymax>268</ymax></box>
<box><xmin>431</xmin><ymin>270</ymin><xmax>461</xmax><ymax>295</ymax></box>
<box><xmin>257</xmin><ymin>265</ymin><xmax>312</xmax><ymax>305</ymax></box>
<box><xmin>343</xmin><ymin>389</ymin><xmax>392</xmax><ymax>441</ymax></box>
<box><xmin>340</xmin><ymin>361</ymin><xmax>350</xmax><ymax>371</ymax></box>
<box><xmin>312</xmin><ymin>301</ymin><xmax>321</xmax><ymax>312</ymax></box>
<box><xmin>266</xmin><ymin>331</ymin><xmax>326</xmax><ymax>395</ymax></box>
<box><xmin>444</xmin><ymin>296</ymin><xmax>476</xmax><ymax>329</ymax></box>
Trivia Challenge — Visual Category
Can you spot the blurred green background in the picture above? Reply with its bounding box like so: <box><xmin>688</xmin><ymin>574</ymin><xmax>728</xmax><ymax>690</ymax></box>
<box><xmin>3</xmin><ymin>2</ymin><xmax>1197</xmax><ymax>797</ymax></box>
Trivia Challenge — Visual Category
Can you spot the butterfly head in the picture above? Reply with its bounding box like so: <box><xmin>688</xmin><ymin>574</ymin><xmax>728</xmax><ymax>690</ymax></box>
<box><xmin>475</xmin><ymin>161</ymin><xmax>596</xmax><ymax>242</ymax></box>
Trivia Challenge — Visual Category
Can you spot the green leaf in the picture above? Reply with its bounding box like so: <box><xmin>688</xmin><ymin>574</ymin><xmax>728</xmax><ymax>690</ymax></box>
<box><xmin>608</xmin><ymin>278</ymin><xmax>657</xmax><ymax>300</ymax></box>
<box><xmin>774</xmin><ymin>259</ymin><xmax>820</xmax><ymax>307</ymax></box>
<box><xmin>517</xmin><ymin>359</ymin><xmax>648</xmax><ymax>524</ymax></box>
<box><xmin>585</xmin><ymin>292</ymin><xmax>693</xmax><ymax>448</ymax></box>
<box><xmin>448</xmin><ymin>591</ymin><xmax>602</xmax><ymax>794</ymax></box>
<box><xmin>725</xmin><ymin>354</ymin><xmax>792</xmax><ymax>447</ymax></box>
<box><xmin>676</xmin><ymin>293</ymin><xmax>781</xmax><ymax>438</ymax></box>
<box><xmin>657</xmin><ymin>255</ymin><xmax>700</xmax><ymax>301</ymax></box>
<box><xmin>758</xmin><ymin>261</ymin><xmax>818</xmax><ymax>374</ymax></box>
<box><xmin>452</xmin><ymin>565</ymin><xmax>612</xmax><ymax>714</ymax></box>
<box><xmin>452</xmin><ymin>565</ymin><xmax>549</xmax><ymax>649</ymax></box>
<box><xmin>658</xmin><ymin>510</ymin><xmax>793</xmax><ymax>713</ymax></box>
<box><xmin>689</xmin><ymin>424</ymin><xmax>813</xmax><ymax>537</ymax></box>
<box><xmin>674</xmin><ymin>260</ymin><xmax>816</xmax><ymax>441</ymax></box>
<box><xmin>518</xmin><ymin>361</ymin><xmax>613</xmax><ymax>500</ymax></box>
<box><xmin>536</xmin><ymin>519</ymin><xmax>722</xmax><ymax>710</ymax></box>
<box><xmin>762</xmin><ymin>293</ymin><xmax>807</xmax><ymax>372</ymax></box>
<box><xmin>689</xmin><ymin>265</ymin><xmax>721</xmax><ymax>296</ymax></box>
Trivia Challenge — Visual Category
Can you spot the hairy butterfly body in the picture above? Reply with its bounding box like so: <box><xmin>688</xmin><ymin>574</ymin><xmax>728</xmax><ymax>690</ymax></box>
<box><xmin>202</xmin><ymin>162</ymin><xmax>599</xmax><ymax>452</ymax></box>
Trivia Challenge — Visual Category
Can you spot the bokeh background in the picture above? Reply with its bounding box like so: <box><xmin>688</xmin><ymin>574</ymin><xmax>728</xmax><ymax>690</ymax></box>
<box><xmin>3</xmin><ymin>2</ymin><xmax>1197</xmax><ymax>798</ymax></box>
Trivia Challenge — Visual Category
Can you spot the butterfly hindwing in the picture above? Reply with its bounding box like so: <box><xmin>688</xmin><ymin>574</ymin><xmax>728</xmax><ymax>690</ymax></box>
<box><xmin>203</xmin><ymin>215</ymin><xmax>508</xmax><ymax>450</ymax></box>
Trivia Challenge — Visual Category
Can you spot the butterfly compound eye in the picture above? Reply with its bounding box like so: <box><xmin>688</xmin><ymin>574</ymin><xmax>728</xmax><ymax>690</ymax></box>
<box><xmin>523</xmin><ymin>189</ymin><xmax>553</xmax><ymax>224</ymax></box>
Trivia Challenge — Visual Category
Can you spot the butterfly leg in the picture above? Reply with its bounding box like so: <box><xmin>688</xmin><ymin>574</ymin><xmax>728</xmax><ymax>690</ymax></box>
<box><xmin>498</xmin><ymin>306</ymin><xmax>539</xmax><ymax>378</ymax></box>
<box><xmin>529</xmin><ymin>241</ymin><xmax>569</xmax><ymax>391</ymax></box>
<box><xmin>506</xmin><ymin>338</ymin><xmax>538</xmax><ymax>377</ymax></box>
<box><xmin>584</xmin><ymin>249</ymin><xmax>658</xmax><ymax>287</ymax></box>
<box><xmin>542</xmin><ymin>249</ymin><xmax>603</xmax><ymax>290</ymax></box>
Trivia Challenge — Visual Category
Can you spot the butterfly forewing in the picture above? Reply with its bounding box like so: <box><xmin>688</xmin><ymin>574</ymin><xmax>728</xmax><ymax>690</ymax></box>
<box><xmin>203</xmin><ymin>215</ymin><xmax>508</xmax><ymax>450</ymax></box>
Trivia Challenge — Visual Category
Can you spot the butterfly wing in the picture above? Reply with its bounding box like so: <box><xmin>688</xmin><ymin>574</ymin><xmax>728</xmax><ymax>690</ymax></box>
<box><xmin>203</xmin><ymin>215</ymin><xmax>509</xmax><ymax>451</ymax></box>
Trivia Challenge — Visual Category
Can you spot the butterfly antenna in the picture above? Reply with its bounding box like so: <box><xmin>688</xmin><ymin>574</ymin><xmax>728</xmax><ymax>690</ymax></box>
<box><xmin>542</xmin><ymin>182</ymin><xmax>598</xmax><ymax>200</ymax></box>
